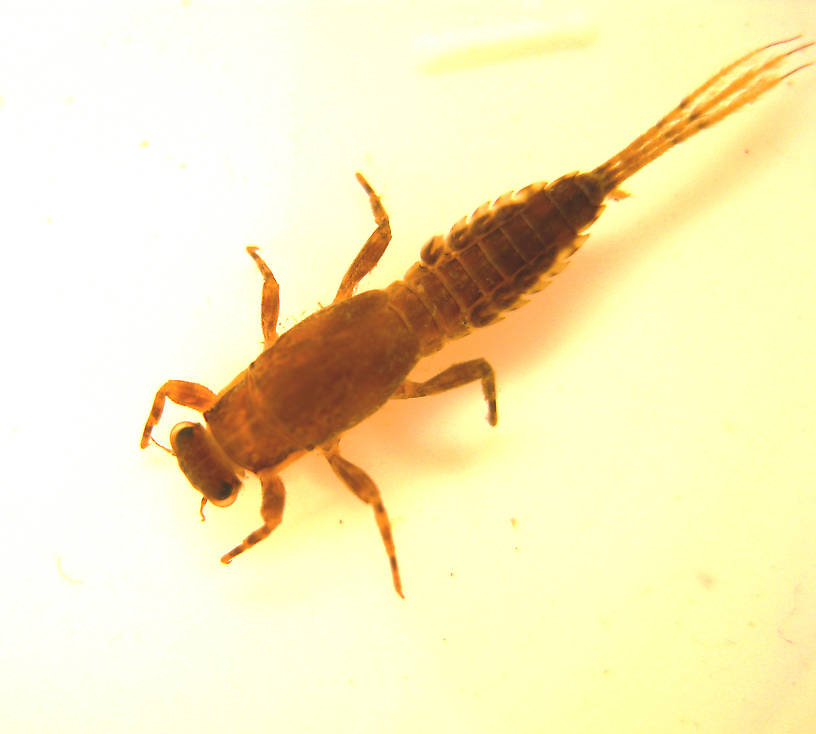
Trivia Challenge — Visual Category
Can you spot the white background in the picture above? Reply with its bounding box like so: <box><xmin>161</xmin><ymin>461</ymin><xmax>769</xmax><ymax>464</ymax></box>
<box><xmin>2</xmin><ymin>1</ymin><xmax>815</xmax><ymax>732</ymax></box>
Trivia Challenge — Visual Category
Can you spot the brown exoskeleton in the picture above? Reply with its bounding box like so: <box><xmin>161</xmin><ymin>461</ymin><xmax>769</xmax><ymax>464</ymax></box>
<box><xmin>141</xmin><ymin>38</ymin><xmax>811</xmax><ymax>597</ymax></box>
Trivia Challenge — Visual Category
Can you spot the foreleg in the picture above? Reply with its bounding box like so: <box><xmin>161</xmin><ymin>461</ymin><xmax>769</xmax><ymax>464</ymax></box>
<box><xmin>140</xmin><ymin>380</ymin><xmax>218</xmax><ymax>448</ymax></box>
<box><xmin>220</xmin><ymin>468</ymin><xmax>286</xmax><ymax>563</ymax></box>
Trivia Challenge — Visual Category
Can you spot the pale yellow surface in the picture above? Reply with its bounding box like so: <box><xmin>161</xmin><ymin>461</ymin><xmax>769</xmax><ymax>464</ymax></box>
<box><xmin>2</xmin><ymin>1</ymin><xmax>815</xmax><ymax>733</ymax></box>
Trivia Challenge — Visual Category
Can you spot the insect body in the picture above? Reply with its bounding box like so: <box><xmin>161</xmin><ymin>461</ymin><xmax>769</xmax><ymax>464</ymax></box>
<box><xmin>141</xmin><ymin>38</ymin><xmax>811</xmax><ymax>597</ymax></box>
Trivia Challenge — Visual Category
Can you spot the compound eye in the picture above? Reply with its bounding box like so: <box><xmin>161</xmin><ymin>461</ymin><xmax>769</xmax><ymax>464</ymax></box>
<box><xmin>169</xmin><ymin>422</ymin><xmax>242</xmax><ymax>506</ymax></box>
<box><xmin>213</xmin><ymin>481</ymin><xmax>234</xmax><ymax>501</ymax></box>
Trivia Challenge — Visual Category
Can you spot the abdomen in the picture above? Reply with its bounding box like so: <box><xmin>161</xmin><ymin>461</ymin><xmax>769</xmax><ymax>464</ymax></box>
<box><xmin>385</xmin><ymin>172</ymin><xmax>610</xmax><ymax>356</ymax></box>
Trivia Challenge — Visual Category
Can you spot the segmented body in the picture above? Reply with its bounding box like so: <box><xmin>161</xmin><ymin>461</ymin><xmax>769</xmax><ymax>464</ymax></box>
<box><xmin>385</xmin><ymin>172</ymin><xmax>610</xmax><ymax>355</ymax></box>
<box><xmin>140</xmin><ymin>37</ymin><xmax>811</xmax><ymax>598</ymax></box>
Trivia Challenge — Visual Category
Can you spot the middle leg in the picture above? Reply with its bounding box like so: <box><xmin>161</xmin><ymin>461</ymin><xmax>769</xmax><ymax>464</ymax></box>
<box><xmin>322</xmin><ymin>439</ymin><xmax>404</xmax><ymax>598</ymax></box>
<box><xmin>246</xmin><ymin>245</ymin><xmax>280</xmax><ymax>348</ymax></box>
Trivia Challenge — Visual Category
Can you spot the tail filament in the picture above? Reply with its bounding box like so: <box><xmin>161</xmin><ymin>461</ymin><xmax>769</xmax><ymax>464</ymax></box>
<box><xmin>594</xmin><ymin>36</ymin><xmax>813</xmax><ymax>188</ymax></box>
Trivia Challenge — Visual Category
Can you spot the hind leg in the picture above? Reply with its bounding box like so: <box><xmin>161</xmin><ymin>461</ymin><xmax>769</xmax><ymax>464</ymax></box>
<box><xmin>334</xmin><ymin>173</ymin><xmax>392</xmax><ymax>302</ymax></box>
<box><xmin>391</xmin><ymin>358</ymin><xmax>498</xmax><ymax>426</ymax></box>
